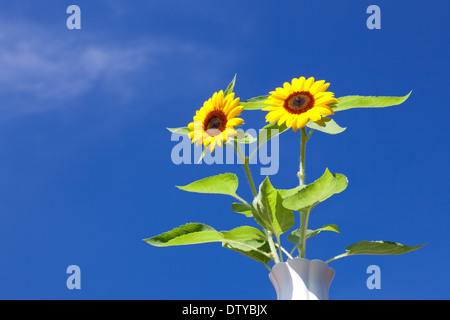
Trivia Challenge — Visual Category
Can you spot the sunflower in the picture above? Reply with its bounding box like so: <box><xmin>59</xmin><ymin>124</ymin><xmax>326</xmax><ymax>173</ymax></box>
<box><xmin>263</xmin><ymin>77</ymin><xmax>338</xmax><ymax>131</ymax></box>
<box><xmin>188</xmin><ymin>90</ymin><xmax>244</xmax><ymax>153</ymax></box>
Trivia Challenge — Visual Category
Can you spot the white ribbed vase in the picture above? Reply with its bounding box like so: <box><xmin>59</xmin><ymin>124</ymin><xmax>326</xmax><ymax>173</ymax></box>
<box><xmin>269</xmin><ymin>258</ymin><xmax>335</xmax><ymax>300</ymax></box>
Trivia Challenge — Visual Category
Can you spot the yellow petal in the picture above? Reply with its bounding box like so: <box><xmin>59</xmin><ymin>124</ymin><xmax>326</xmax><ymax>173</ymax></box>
<box><xmin>291</xmin><ymin>117</ymin><xmax>299</xmax><ymax>132</ymax></box>
<box><xmin>209</xmin><ymin>138</ymin><xmax>217</xmax><ymax>152</ymax></box>
<box><xmin>227</xmin><ymin>105</ymin><xmax>244</xmax><ymax>120</ymax></box>
<box><xmin>193</xmin><ymin>130</ymin><xmax>204</xmax><ymax>140</ymax></box>
<box><xmin>224</xmin><ymin>97</ymin><xmax>240</xmax><ymax>114</ymax></box>
<box><xmin>224</xmin><ymin>91</ymin><xmax>235</xmax><ymax>101</ymax></box>
<box><xmin>319</xmin><ymin>82</ymin><xmax>330</xmax><ymax>92</ymax></box>
<box><xmin>309</xmin><ymin>80</ymin><xmax>325</xmax><ymax>95</ymax></box>
<box><xmin>307</xmin><ymin>109</ymin><xmax>322</xmax><ymax>122</ymax></box>
<box><xmin>286</xmin><ymin>115</ymin><xmax>296</xmax><ymax>128</ymax></box>
<box><xmin>267</xmin><ymin>109</ymin><xmax>286</xmax><ymax>120</ymax></box>
<box><xmin>296</xmin><ymin>114</ymin><xmax>309</xmax><ymax>129</ymax></box>
<box><xmin>315</xmin><ymin>105</ymin><xmax>335</xmax><ymax>116</ymax></box>
<box><xmin>216</xmin><ymin>91</ymin><xmax>224</xmax><ymax>110</ymax></box>
<box><xmin>270</xmin><ymin>87</ymin><xmax>288</xmax><ymax>100</ymax></box>
<box><xmin>296</xmin><ymin>77</ymin><xmax>306</xmax><ymax>91</ymax></box>
<box><xmin>303</xmin><ymin>77</ymin><xmax>315</xmax><ymax>91</ymax></box>
<box><xmin>283</xmin><ymin>82</ymin><xmax>293</xmax><ymax>95</ymax></box>
<box><xmin>227</xmin><ymin>117</ymin><xmax>244</xmax><ymax>127</ymax></box>
<box><xmin>277</xmin><ymin>114</ymin><xmax>290</xmax><ymax>126</ymax></box>
<box><xmin>224</xmin><ymin>128</ymin><xmax>236</xmax><ymax>136</ymax></box>
<box><xmin>222</xmin><ymin>130</ymin><xmax>229</xmax><ymax>142</ymax></box>
<box><xmin>291</xmin><ymin>78</ymin><xmax>301</xmax><ymax>91</ymax></box>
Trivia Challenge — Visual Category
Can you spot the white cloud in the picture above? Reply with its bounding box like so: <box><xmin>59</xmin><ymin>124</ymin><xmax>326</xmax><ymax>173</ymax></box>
<box><xmin>0</xmin><ymin>15</ymin><xmax>238</xmax><ymax>120</ymax></box>
<box><xmin>0</xmin><ymin>19</ymin><xmax>154</xmax><ymax>116</ymax></box>
<box><xmin>0</xmin><ymin>19</ymin><xmax>222</xmax><ymax>119</ymax></box>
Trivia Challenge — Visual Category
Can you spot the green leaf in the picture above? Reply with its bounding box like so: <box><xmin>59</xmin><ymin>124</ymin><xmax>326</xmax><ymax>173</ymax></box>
<box><xmin>306</xmin><ymin>117</ymin><xmax>346</xmax><ymax>135</ymax></box>
<box><xmin>333</xmin><ymin>173</ymin><xmax>349</xmax><ymax>194</ymax></box>
<box><xmin>223</xmin><ymin>239</ymin><xmax>272</xmax><ymax>267</ymax></box>
<box><xmin>224</xmin><ymin>74</ymin><xmax>237</xmax><ymax>97</ymax></box>
<box><xmin>239</xmin><ymin>95</ymin><xmax>270</xmax><ymax>110</ymax></box>
<box><xmin>330</xmin><ymin>92</ymin><xmax>411</xmax><ymax>112</ymax></box>
<box><xmin>230</xmin><ymin>129</ymin><xmax>257</xmax><ymax>144</ymax></box>
<box><xmin>176</xmin><ymin>173</ymin><xmax>239</xmax><ymax>198</ymax></box>
<box><xmin>143</xmin><ymin>223</ymin><xmax>222</xmax><ymax>247</ymax></box>
<box><xmin>283</xmin><ymin>169</ymin><xmax>347</xmax><ymax>212</ymax></box>
<box><xmin>167</xmin><ymin>127</ymin><xmax>191</xmax><ymax>135</ymax></box>
<box><xmin>231</xmin><ymin>203</ymin><xmax>253</xmax><ymax>217</ymax></box>
<box><xmin>306</xmin><ymin>224</ymin><xmax>340</xmax><ymax>239</ymax></box>
<box><xmin>286</xmin><ymin>229</ymin><xmax>301</xmax><ymax>245</ymax></box>
<box><xmin>221</xmin><ymin>226</ymin><xmax>267</xmax><ymax>243</ymax></box>
<box><xmin>345</xmin><ymin>240</ymin><xmax>426</xmax><ymax>256</ymax></box>
<box><xmin>327</xmin><ymin>240</ymin><xmax>426</xmax><ymax>262</ymax></box>
<box><xmin>278</xmin><ymin>185</ymin><xmax>307</xmax><ymax>199</ymax></box>
<box><xmin>144</xmin><ymin>224</ymin><xmax>273</xmax><ymax>267</ymax></box>
<box><xmin>251</xmin><ymin>176</ymin><xmax>295</xmax><ymax>236</ymax></box>
<box><xmin>287</xmin><ymin>224</ymin><xmax>340</xmax><ymax>245</ymax></box>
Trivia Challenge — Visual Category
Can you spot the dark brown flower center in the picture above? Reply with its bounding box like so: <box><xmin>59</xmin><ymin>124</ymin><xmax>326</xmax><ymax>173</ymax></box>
<box><xmin>203</xmin><ymin>111</ymin><xmax>227</xmax><ymax>136</ymax></box>
<box><xmin>284</xmin><ymin>91</ymin><xmax>315</xmax><ymax>114</ymax></box>
<box><xmin>207</xmin><ymin>116</ymin><xmax>222</xmax><ymax>129</ymax></box>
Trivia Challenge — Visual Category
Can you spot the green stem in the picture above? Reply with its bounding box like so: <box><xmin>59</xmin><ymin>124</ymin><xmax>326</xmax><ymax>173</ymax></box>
<box><xmin>325</xmin><ymin>253</ymin><xmax>348</xmax><ymax>264</ymax></box>
<box><xmin>266</xmin><ymin>230</ymin><xmax>280</xmax><ymax>264</ymax></box>
<box><xmin>276</xmin><ymin>243</ymin><xmax>294</xmax><ymax>260</ymax></box>
<box><xmin>276</xmin><ymin>234</ymin><xmax>283</xmax><ymax>262</ymax></box>
<box><xmin>297</xmin><ymin>128</ymin><xmax>311</xmax><ymax>258</ymax></box>
<box><xmin>234</xmin><ymin>140</ymin><xmax>280</xmax><ymax>264</ymax></box>
<box><xmin>298</xmin><ymin>208</ymin><xmax>311</xmax><ymax>258</ymax></box>
<box><xmin>306</xmin><ymin>128</ymin><xmax>314</xmax><ymax>141</ymax></box>
<box><xmin>243</xmin><ymin>158</ymin><xmax>258</xmax><ymax>197</ymax></box>
<box><xmin>298</xmin><ymin>128</ymin><xmax>307</xmax><ymax>185</ymax></box>
<box><xmin>233</xmin><ymin>194</ymin><xmax>249</xmax><ymax>206</ymax></box>
<box><xmin>234</xmin><ymin>140</ymin><xmax>258</xmax><ymax>197</ymax></box>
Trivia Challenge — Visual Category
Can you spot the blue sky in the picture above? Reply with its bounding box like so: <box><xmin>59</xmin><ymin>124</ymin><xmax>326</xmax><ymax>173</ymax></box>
<box><xmin>0</xmin><ymin>0</ymin><xmax>448</xmax><ymax>299</ymax></box>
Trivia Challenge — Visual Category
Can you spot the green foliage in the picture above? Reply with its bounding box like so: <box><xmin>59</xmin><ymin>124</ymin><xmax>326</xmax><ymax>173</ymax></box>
<box><xmin>327</xmin><ymin>240</ymin><xmax>427</xmax><ymax>262</ymax></box>
<box><xmin>176</xmin><ymin>173</ymin><xmax>239</xmax><ymax>198</ymax></box>
<box><xmin>144</xmin><ymin>223</ymin><xmax>221</xmax><ymax>247</ymax></box>
<box><xmin>144</xmin><ymin>223</ymin><xmax>273</xmax><ymax>267</ymax></box>
<box><xmin>251</xmin><ymin>177</ymin><xmax>295</xmax><ymax>237</ymax></box>
<box><xmin>283</xmin><ymin>169</ymin><xmax>348</xmax><ymax>212</ymax></box>
<box><xmin>277</xmin><ymin>185</ymin><xmax>306</xmax><ymax>199</ymax></box>
<box><xmin>229</xmin><ymin>130</ymin><xmax>257</xmax><ymax>144</ymax></box>
<box><xmin>167</xmin><ymin>127</ymin><xmax>191</xmax><ymax>135</ymax></box>
<box><xmin>287</xmin><ymin>224</ymin><xmax>340</xmax><ymax>245</ymax></box>
<box><xmin>224</xmin><ymin>74</ymin><xmax>237</xmax><ymax>97</ymax></box>
<box><xmin>147</xmin><ymin>76</ymin><xmax>423</xmax><ymax>271</ymax></box>
<box><xmin>331</xmin><ymin>92</ymin><xmax>411</xmax><ymax>112</ymax></box>
<box><xmin>231</xmin><ymin>203</ymin><xmax>253</xmax><ymax>217</ymax></box>
<box><xmin>239</xmin><ymin>95</ymin><xmax>270</xmax><ymax>110</ymax></box>
<box><xmin>306</xmin><ymin>117</ymin><xmax>346</xmax><ymax>135</ymax></box>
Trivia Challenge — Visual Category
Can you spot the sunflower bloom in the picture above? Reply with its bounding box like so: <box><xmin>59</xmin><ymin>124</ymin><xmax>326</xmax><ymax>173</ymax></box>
<box><xmin>188</xmin><ymin>90</ymin><xmax>244</xmax><ymax>153</ymax></box>
<box><xmin>263</xmin><ymin>77</ymin><xmax>338</xmax><ymax>131</ymax></box>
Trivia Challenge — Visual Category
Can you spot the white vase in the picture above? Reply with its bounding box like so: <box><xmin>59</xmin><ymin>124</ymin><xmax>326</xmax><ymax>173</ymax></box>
<box><xmin>269</xmin><ymin>258</ymin><xmax>335</xmax><ymax>300</ymax></box>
